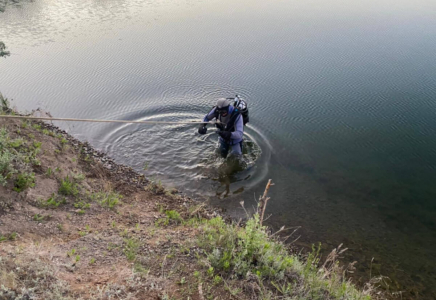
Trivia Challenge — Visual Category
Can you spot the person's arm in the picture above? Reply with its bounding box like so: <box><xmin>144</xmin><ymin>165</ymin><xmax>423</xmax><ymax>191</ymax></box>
<box><xmin>230</xmin><ymin>115</ymin><xmax>243</xmax><ymax>140</ymax></box>
<box><xmin>203</xmin><ymin>107</ymin><xmax>217</xmax><ymax>124</ymax></box>
<box><xmin>199</xmin><ymin>107</ymin><xmax>217</xmax><ymax>134</ymax></box>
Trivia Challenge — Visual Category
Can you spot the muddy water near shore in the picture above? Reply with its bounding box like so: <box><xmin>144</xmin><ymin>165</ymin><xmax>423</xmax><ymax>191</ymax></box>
<box><xmin>1</xmin><ymin>0</ymin><xmax>436</xmax><ymax>298</ymax></box>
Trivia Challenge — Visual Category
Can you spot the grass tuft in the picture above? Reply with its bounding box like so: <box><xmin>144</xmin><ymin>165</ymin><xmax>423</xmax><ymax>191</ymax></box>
<box><xmin>91</xmin><ymin>191</ymin><xmax>122</xmax><ymax>209</ymax></box>
<box><xmin>58</xmin><ymin>176</ymin><xmax>79</xmax><ymax>196</ymax></box>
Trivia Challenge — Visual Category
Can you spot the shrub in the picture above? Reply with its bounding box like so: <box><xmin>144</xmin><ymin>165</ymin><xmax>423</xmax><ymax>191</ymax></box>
<box><xmin>123</xmin><ymin>238</ymin><xmax>140</xmax><ymax>261</ymax></box>
<box><xmin>13</xmin><ymin>172</ymin><xmax>35</xmax><ymax>192</ymax></box>
<box><xmin>198</xmin><ymin>215</ymin><xmax>293</xmax><ymax>279</ymax></box>
<box><xmin>195</xmin><ymin>213</ymin><xmax>374</xmax><ymax>300</ymax></box>
<box><xmin>58</xmin><ymin>176</ymin><xmax>78</xmax><ymax>196</ymax></box>
<box><xmin>0</xmin><ymin>128</ymin><xmax>15</xmax><ymax>185</ymax></box>
<box><xmin>91</xmin><ymin>191</ymin><xmax>122</xmax><ymax>209</ymax></box>
<box><xmin>0</xmin><ymin>93</ymin><xmax>9</xmax><ymax>110</ymax></box>
<box><xmin>40</xmin><ymin>194</ymin><xmax>66</xmax><ymax>208</ymax></box>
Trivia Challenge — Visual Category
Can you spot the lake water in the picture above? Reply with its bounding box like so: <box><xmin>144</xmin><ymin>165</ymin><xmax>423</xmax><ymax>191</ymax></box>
<box><xmin>1</xmin><ymin>0</ymin><xmax>436</xmax><ymax>298</ymax></box>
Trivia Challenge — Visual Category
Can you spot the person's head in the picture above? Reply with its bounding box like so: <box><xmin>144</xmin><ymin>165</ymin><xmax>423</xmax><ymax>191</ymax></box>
<box><xmin>216</xmin><ymin>98</ymin><xmax>232</xmax><ymax>117</ymax></box>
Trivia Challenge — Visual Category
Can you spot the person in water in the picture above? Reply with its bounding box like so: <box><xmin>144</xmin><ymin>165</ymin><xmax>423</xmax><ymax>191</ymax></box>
<box><xmin>198</xmin><ymin>97</ymin><xmax>244</xmax><ymax>158</ymax></box>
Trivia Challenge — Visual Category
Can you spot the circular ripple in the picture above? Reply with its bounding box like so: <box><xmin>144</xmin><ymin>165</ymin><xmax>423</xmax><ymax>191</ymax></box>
<box><xmin>97</xmin><ymin>105</ymin><xmax>271</xmax><ymax>199</ymax></box>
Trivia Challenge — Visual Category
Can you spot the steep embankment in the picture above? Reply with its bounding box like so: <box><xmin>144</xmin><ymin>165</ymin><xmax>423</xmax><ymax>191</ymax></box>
<box><xmin>0</xmin><ymin>99</ymin><xmax>381</xmax><ymax>300</ymax></box>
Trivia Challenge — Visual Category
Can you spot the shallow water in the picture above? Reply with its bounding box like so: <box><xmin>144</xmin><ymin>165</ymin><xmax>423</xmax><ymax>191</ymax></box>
<box><xmin>1</xmin><ymin>0</ymin><xmax>436</xmax><ymax>298</ymax></box>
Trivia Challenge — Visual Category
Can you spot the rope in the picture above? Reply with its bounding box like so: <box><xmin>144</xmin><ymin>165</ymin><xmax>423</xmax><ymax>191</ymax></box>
<box><xmin>0</xmin><ymin>114</ymin><xmax>219</xmax><ymax>125</ymax></box>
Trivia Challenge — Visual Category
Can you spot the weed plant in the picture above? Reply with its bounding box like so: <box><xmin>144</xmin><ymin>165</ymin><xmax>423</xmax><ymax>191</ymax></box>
<box><xmin>13</xmin><ymin>172</ymin><xmax>35</xmax><ymax>192</ymax></box>
<box><xmin>59</xmin><ymin>176</ymin><xmax>79</xmax><ymax>196</ymax></box>
<box><xmin>40</xmin><ymin>194</ymin><xmax>66</xmax><ymax>208</ymax></box>
<box><xmin>156</xmin><ymin>210</ymin><xmax>184</xmax><ymax>226</ymax></box>
<box><xmin>123</xmin><ymin>237</ymin><xmax>140</xmax><ymax>261</ymax></box>
<box><xmin>0</xmin><ymin>128</ymin><xmax>15</xmax><ymax>185</ymax></box>
<box><xmin>195</xmin><ymin>214</ymin><xmax>374</xmax><ymax>300</ymax></box>
<box><xmin>91</xmin><ymin>191</ymin><xmax>122</xmax><ymax>209</ymax></box>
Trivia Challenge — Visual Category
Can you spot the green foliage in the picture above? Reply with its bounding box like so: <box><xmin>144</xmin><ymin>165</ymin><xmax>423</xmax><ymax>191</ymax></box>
<box><xmin>58</xmin><ymin>176</ymin><xmax>79</xmax><ymax>196</ymax></box>
<box><xmin>33</xmin><ymin>141</ymin><xmax>42</xmax><ymax>149</ymax></box>
<box><xmin>213</xmin><ymin>275</ymin><xmax>223</xmax><ymax>285</ymax></box>
<box><xmin>178</xmin><ymin>277</ymin><xmax>186</xmax><ymax>285</ymax></box>
<box><xmin>13</xmin><ymin>172</ymin><xmax>35</xmax><ymax>192</ymax></box>
<box><xmin>60</xmin><ymin>137</ymin><xmax>68</xmax><ymax>146</ymax></box>
<box><xmin>67</xmin><ymin>248</ymin><xmax>76</xmax><ymax>257</ymax></box>
<box><xmin>40</xmin><ymin>194</ymin><xmax>66</xmax><ymax>208</ymax></box>
<box><xmin>0</xmin><ymin>128</ymin><xmax>15</xmax><ymax>185</ymax></box>
<box><xmin>165</xmin><ymin>210</ymin><xmax>183</xmax><ymax>224</ymax></box>
<box><xmin>73</xmin><ymin>172</ymin><xmax>85</xmax><ymax>181</ymax></box>
<box><xmin>33</xmin><ymin>214</ymin><xmax>45</xmax><ymax>222</ymax></box>
<box><xmin>21</xmin><ymin>120</ymin><xmax>29</xmax><ymax>128</ymax></box>
<box><xmin>91</xmin><ymin>191</ymin><xmax>122</xmax><ymax>209</ymax></box>
<box><xmin>0</xmin><ymin>93</ymin><xmax>10</xmax><ymax>111</ymax></box>
<box><xmin>0</xmin><ymin>232</ymin><xmax>17</xmax><ymax>242</ymax></box>
<box><xmin>156</xmin><ymin>209</ymin><xmax>184</xmax><ymax>226</ymax></box>
<box><xmin>197</xmin><ymin>215</ymin><xmax>294</xmax><ymax>280</ymax></box>
<box><xmin>74</xmin><ymin>199</ymin><xmax>90</xmax><ymax>210</ymax></box>
<box><xmin>8</xmin><ymin>138</ymin><xmax>24</xmax><ymax>148</ymax></box>
<box><xmin>32</xmin><ymin>124</ymin><xmax>42</xmax><ymax>131</ymax></box>
<box><xmin>89</xmin><ymin>258</ymin><xmax>96</xmax><ymax>265</ymax></box>
<box><xmin>123</xmin><ymin>238</ymin><xmax>140</xmax><ymax>261</ymax></box>
<box><xmin>193</xmin><ymin>213</ymin><xmax>373</xmax><ymax>300</ymax></box>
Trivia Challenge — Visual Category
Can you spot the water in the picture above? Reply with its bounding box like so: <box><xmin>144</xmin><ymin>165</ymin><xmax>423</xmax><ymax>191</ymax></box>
<box><xmin>1</xmin><ymin>0</ymin><xmax>436</xmax><ymax>298</ymax></box>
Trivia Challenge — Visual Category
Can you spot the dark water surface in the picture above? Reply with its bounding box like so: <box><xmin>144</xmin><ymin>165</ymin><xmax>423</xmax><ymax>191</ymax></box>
<box><xmin>1</xmin><ymin>0</ymin><xmax>436</xmax><ymax>298</ymax></box>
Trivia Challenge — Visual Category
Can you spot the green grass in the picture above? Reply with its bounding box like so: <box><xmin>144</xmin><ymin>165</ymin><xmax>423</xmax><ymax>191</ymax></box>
<box><xmin>156</xmin><ymin>209</ymin><xmax>184</xmax><ymax>226</ymax></box>
<box><xmin>67</xmin><ymin>249</ymin><xmax>76</xmax><ymax>257</ymax></box>
<box><xmin>32</xmin><ymin>124</ymin><xmax>42</xmax><ymax>131</ymax></box>
<box><xmin>91</xmin><ymin>191</ymin><xmax>122</xmax><ymax>209</ymax></box>
<box><xmin>0</xmin><ymin>127</ymin><xmax>15</xmax><ymax>186</ymax></box>
<box><xmin>123</xmin><ymin>237</ymin><xmax>140</xmax><ymax>261</ymax></box>
<box><xmin>58</xmin><ymin>176</ymin><xmax>79</xmax><ymax>196</ymax></box>
<box><xmin>13</xmin><ymin>172</ymin><xmax>35</xmax><ymax>192</ymax></box>
<box><xmin>74</xmin><ymin>199</ymin><xmax>90</xmax><ymax>210</ymax></box>
<box><xmin>8</xmin><ymin>138</ymin><xmax>24</xmax><ymax>149</ymax></box>
<box><xmin>33</xmin><ymin>214</ymin><xmax>45</xmax><ymax>222</ymax></box>
<box><xmin>40</xmin><ymin>194</ymin><xmax>66</xmax><ymax>208</ymax></box>
<box><xmin>192</xmin><ymin>214</ymin><xmax>374</xmax><ymax>300</ymax></box>
<box><xmin>0</xmin><ymin>233</ymin><xmax>15</xmax><ymax>242</ymax></box>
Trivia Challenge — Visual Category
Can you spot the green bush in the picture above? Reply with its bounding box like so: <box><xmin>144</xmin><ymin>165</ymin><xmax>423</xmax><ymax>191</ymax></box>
<box><xmin>195</xmin><ymin>214</ymin><xmax>373</xmax><ymax>300</ymax></box>
<box><xmin>0</xmin><ymin>128</ymin><xmax>15</xmax><ymax>185</ymax></box>
<box><xmin>40</xmin><ymin>194</ymin><xmax>66</xmax><ymax>208</ymax></box>
<box><xmin>13</xmin><ymin>172</ymin><xmax>35</xmax><ymax>192</ymax></box>
<box><xmin>91</xmin><ymin>191</ymin><xmax>122</xmax><ymax>209</ymax></box>
<box><xmin>199</xmin><ymin>215</ymin><xmax>293</xmax><ymax>280</ymax></box>
<box><xmin>0</xmin><ymin>93</ymin><xmax>9</xmax><ymax>111</ymax></box>
<box><xmin>123</xmin><ymin>238</ymin><xmax>140</xmax><ymax>261</ymax></box>
<box><xmin>58</xmin><ymin>176</ymin><xmax>79</xmax><ymax>196</ymax></box>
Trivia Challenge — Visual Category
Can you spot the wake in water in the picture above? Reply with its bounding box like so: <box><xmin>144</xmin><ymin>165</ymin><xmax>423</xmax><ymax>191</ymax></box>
<box><xmin>200</xmin><ymin>138</ymin><xmax>262</xmax><ymax>198</ymax></box>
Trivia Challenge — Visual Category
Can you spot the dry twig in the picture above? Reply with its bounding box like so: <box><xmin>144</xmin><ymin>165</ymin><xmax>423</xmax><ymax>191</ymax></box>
<box><xmin>258</xmin><ymin>179</ymin><xmax>273</xmax><ymax>226</ymax></box>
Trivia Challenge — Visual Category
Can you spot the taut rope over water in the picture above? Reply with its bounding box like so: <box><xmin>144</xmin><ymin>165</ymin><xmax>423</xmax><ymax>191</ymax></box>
<box><xmin>0</xmin><ymin>115</ymin><xmax>220</xmax><ymax>125</ymax></box>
